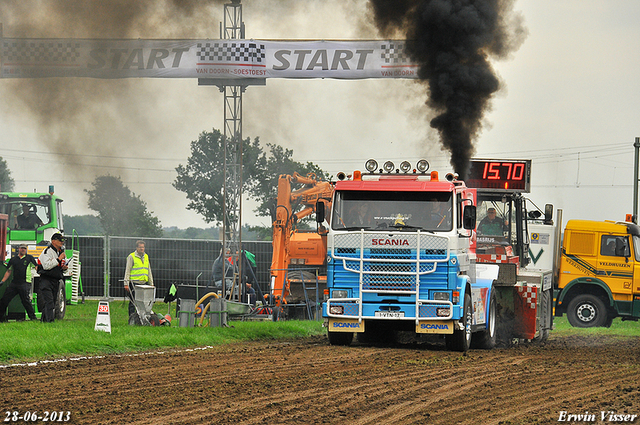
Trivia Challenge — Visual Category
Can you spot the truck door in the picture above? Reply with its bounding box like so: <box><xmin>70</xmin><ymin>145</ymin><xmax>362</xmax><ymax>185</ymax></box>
<box><xmin>599</xmin><ymin>234</ymin><xmax>633</xmax><ymax>304</ymax></box>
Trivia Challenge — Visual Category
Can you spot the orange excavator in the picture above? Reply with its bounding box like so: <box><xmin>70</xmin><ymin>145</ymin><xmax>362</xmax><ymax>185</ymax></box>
<box><xmin>269</xmin><ymin>172</ymin><xmax>334</xmax><ymax>319</ymax></box>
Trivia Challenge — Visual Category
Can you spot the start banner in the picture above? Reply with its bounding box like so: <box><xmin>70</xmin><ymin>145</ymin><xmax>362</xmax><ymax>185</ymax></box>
<box><xmin>0</xmin><ymin>38</ymin><xmax>418</xmax><ymax>80</ymax></box>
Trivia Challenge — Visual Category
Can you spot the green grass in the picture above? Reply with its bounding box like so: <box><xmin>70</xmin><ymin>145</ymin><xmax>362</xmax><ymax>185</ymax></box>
<box><xmin>551</xmin><ymin>315</ymin><xmax>640</xmax><ymax>338</ymax></box>
<box><xmin>0</xmin><ymin>300</ymin><xmax>325</xmax><ymax>364</ymax></box>
<box><xmin>2</xmin><ymin>302</ymin><xmax>639</xmax><ymax>364</ymax></box>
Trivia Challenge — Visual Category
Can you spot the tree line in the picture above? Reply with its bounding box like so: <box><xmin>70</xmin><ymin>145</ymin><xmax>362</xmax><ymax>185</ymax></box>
<box><xmin>0</xmin><ymin>128</ymin><xmax>327</xmax><ymax>240</ymax></box>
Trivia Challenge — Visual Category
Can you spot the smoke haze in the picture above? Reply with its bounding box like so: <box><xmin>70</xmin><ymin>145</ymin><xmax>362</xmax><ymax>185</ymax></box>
<box><xmin>368</xmin><ymin>0</ymin><xmax>527</xmax><ymax>177</ymax></box>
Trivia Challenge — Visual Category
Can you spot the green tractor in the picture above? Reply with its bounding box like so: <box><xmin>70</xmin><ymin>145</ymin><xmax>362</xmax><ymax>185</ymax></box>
<box><xmin>0</xmin><ymin>187</ymin><xmax>83</xmax><ymax>320</ymax></box>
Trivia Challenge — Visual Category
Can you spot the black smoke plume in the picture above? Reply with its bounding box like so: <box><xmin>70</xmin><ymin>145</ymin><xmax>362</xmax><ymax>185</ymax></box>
<box><xmin>368</xmin><ymin>0</ymin><xmax>526</xmax><ymax>177</ymax></box>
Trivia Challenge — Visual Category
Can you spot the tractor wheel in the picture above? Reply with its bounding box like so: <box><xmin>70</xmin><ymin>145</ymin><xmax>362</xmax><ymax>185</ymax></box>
<box><xmin>54</xmin><ymin>282</ymin><xmax>66</xmax><ymax>320</ymax></box>
<box><xmin>567</xmin><ymin>294</ymin><xmax>608</xmax><ymax>328</ymax></box>
<box><xmin>328</xmin><ymin>331</ymin><xmax>353</xmax><ymax>346</ymax></box>
<box><xmin>446</xmin><ymin>293</ymin><xmax>472</xmax><ymax>352</ymax></box>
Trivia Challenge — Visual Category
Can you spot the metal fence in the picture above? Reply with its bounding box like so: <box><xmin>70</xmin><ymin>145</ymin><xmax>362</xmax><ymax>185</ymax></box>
<box><xmin>73</xmin><ymin>236</ymin><xmax>273</xmax><ymax>300</ymax></box>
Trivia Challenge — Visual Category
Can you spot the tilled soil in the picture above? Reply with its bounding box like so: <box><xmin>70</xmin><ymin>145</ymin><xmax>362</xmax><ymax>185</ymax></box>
<box><xmin>1</xmin><ymin>334</ymin><xmax>639</xmax><ymax>424</ymax></box>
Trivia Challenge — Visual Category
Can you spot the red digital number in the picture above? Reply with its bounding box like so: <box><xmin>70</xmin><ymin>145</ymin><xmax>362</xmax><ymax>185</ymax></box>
<box><xmin>512</xmin><ymin>163</ymin><xmax>525</xmax><ymax>180</ymax></box>
<box><xmin>98</xmin><ymin>305</ymin><xmax>109</xmax><ymax>313</ymax></box>
<box><xmin>483</xmin><ymin>162</ymin><xmax>500</xmax><ymax>180</ymax></box>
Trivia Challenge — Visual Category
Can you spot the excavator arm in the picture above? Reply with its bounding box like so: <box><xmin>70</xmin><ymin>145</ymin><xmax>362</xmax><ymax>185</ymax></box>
<box><xmin>270</xmin><ymin>172</ymin><xmax>333</xmax><ymax>308</ymax></box>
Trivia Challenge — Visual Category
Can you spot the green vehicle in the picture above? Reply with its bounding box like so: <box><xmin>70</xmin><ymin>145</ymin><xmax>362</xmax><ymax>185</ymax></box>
<box><xmin>0</xmin><ymin>187</ymin><xmax>83</xmax><ymax>320</ymax></box>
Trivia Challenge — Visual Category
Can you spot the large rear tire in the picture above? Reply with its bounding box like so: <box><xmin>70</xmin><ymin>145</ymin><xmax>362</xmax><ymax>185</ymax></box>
<box><xmin>567</xmin><ymin>294</ymin><xmax>608</xmax><ymax>328</ymax></box>
<box><xmin>446</xmin><ymin>293</ymin><xmax>472</xmax><ymax>352</ymax></box>
<box><xmin>328</xmin><ymin>331</ymin><xmax>353</xmax><ymax>346</ymax></box>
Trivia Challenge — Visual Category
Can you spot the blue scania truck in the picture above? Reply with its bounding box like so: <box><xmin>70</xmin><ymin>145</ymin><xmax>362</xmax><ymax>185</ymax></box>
<box><xmin>319</xmin><ymin>159</ymin><xmax>553</xmax><ymax>352</ymax></box>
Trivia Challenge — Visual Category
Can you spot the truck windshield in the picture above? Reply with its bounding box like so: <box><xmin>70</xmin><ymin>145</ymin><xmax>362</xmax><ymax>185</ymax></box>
<box><xmin>0</xmin><ymin>200</ymin><xmax>51</xmax><ymax>230</ymax></box>
<box><xmin>331</xmin><ymin>191</ymin><xmax>453</xmax><ymax>231</ymax></box>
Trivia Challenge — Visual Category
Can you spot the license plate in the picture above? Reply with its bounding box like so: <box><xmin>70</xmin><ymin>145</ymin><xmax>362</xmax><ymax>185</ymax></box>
<box><xmin>375</xmin><ymin>311</ymin><xmax>404</xmax><ymax>318</ymax></box>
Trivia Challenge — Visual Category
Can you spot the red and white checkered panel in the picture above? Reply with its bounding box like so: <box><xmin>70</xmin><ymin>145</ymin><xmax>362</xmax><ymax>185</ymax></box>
<box><xmin>476</xmin><ymin>254</ymin><xmax>520</xmax><ymax>264</ymax></box>
<box><xmin>517</xmin><ymin>285</ymin><xmax>537</xmax><ymax>309</ymax></box>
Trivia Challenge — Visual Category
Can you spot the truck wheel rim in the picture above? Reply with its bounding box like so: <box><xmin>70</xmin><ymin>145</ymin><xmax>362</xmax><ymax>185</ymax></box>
<box><xmin>577</xmin><ymin>304</ymin><xmax>596</xmax><ymax>322</ymax></box>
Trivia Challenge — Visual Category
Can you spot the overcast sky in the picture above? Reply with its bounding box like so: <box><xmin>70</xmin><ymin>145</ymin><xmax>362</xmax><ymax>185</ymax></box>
<box><xmin>1</xmin><ymin>0</ymin><xmax>639</xmax><ymax>231</ymax></box>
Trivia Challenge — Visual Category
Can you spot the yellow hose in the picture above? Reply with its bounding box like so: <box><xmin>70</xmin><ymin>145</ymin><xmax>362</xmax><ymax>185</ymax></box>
<box><xmin>195</xmin><ymin>292</ymin><xmax>219</xmax><ymax>326</ymax></box>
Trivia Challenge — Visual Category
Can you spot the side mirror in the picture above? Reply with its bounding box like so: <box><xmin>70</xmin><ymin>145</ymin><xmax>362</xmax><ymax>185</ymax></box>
<box><xmin>316</xmin><ymin>201</ymin><xmax>325</xmax><ymax>223</ymax></box>
<box><xmin>463</xmin><ymin>205</ymin><xmax>476</xmax><ymax>230</ymax></box>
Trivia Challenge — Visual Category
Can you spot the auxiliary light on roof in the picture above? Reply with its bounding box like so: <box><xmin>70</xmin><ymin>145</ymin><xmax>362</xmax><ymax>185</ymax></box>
<box><xmin>365</xmin><ymin>159</ymin><xmax>378</xmax><ymax>173</ymax></box>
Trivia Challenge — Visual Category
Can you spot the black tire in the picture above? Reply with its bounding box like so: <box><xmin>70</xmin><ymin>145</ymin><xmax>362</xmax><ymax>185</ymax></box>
<box><xmin>446</xmin><ymin>293</ymin><xmax>472</xmax><ymax>352</ymax></box>
<box><xmin>472</xmin><ymin>290</ymin><xmax>496</xmax><ymax>349</ymax></box>
<box><xmin>148</xmin><ymin>313</ymin><xmax>161</xmax><ymax>327</ymax></box>
<box><xmin>129</xmin><ymin>312</ymin><xmax>142</xmax><ymax>326</ymax></box>
<box><xmin>54</xmin><ymin>281</ymin><xmax>66</xmax><ymax>320</ymax></box>
<box><xmin>566</xmin><ymin>294</ymin><xmax>608</xmax><ymax>328</ymax></box>
<box><xmin>328</xmin><ymin>331</ymin><xmax>353</xmax><ymax>346</ymax></box>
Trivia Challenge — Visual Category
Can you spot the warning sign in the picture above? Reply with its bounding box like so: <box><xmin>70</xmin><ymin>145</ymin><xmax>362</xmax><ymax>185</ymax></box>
<box><xmin>94</xmin><ymin>300</ymin><xmax>111</xmax><ymax>333</ymax></box>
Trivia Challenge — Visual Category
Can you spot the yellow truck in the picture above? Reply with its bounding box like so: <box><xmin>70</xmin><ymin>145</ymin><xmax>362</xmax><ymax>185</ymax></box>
<box><xmin>555</xmin><ymin>219</ymin><xmax>640</xmax><ymax>327</ymax></box>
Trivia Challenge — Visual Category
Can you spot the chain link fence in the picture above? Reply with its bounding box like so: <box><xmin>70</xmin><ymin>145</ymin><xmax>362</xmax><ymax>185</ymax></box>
<box><xmin>74</xmin><ymin>236</ymin><xmax>273</xmax><ymax>300</ymax></box>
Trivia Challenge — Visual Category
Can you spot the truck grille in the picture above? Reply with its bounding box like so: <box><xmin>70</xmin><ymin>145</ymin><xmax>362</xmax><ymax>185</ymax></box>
<box><xmin>332</xmin><ymin>231</ymin><xmax>450</xmax><ymax>293</ymax></box>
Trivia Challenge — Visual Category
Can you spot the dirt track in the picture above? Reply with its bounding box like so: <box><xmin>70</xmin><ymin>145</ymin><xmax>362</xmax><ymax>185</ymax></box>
<box><xmin>1</xmin><ymin>334</ymin><xmax>639</xmax><ymax>425</ymax></box>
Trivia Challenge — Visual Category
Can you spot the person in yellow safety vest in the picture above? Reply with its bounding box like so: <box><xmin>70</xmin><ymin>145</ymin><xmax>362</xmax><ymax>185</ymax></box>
<box><xmin>124</xmin><ymin>240</ymin><xmax>154</xmax><ymax>323</ymax></box>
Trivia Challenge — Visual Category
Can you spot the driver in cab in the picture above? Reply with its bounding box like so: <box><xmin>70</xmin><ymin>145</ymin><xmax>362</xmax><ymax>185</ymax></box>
<box><xmin>16</xmin><ymin>205</ymin><xmax>44</xmax><ymax>230</ymax></box>
<box><xmin>477</xmin><ymin>207</ymin><xmax>507</xmax><ymax>236</ymax></box>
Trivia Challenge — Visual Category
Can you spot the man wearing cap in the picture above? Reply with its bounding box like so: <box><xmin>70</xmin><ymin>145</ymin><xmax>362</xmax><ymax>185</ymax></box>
<box><xmin>477</xmin><ymin>207</ymin><xmax>508</xmax><ymax>236</ymax></box>
<box><xmin>0</xmin><ymin>244</ymin><xmax>38</xmax><ymax>322</ymax></box>
<box><xmin>38</xmin><ymin>233</ymin><xmax>68</xmax><ymax>322</ymax></box>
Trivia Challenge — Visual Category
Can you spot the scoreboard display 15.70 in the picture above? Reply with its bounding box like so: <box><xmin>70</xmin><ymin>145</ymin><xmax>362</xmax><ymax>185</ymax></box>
<box><xmin>466</xmin><ymin>159</ymin><xmax>531</xmax><ymax>193</ymax></box>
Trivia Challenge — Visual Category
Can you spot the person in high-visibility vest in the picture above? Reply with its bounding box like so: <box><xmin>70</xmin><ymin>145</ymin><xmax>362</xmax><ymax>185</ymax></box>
<box><xmin>124</xmin><ymin>240</ymin><xmax>154</xmax><ymax>323</ymax></box>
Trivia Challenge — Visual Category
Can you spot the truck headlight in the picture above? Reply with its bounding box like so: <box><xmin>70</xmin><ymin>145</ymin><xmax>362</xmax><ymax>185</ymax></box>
<box><xmin>433</xmin><ymin>292</ymin><xmax>450</xmax><ymax>301</ymax></box>
<box><xmin>329</xmin><ymin>305</ymin><xmax>344</xmax><ymax>315</ymax></box>
<box><xmin>332</xmin><ymin>290</ymin><xmax>348</xmax><ymax>299</ymax></box>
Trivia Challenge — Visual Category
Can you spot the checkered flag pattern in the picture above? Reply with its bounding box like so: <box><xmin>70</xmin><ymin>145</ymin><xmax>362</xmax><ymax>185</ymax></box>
<box><xmin>2</xmin><ymin>41</ymin><xmax>81</xmax><ymax>63</ymax></box>
<box><xmin>380</xmin><ymin>42</ymin><xmax>409</xmax><ymax>64</ymax></box>
<box><xmin>518</xmin><ymin>286</ymin><xmax>537</xmax><ymax>309</ymax></box>
<box><xmin>197</xmin><ymin>42</ymin><xmax>266</xmax><ymax>63</ymax></box>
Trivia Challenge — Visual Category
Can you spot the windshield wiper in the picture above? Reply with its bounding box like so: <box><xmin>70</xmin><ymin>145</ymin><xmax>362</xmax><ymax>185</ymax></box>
<box><xmin>338</xmin><ymin>226</ymin><xmax>373</xmax><ymax>231</ymax></box>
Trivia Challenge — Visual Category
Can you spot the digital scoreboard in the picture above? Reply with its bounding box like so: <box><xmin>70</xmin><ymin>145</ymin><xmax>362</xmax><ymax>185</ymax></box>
<box><xmin>466</xmin><ymin>159</ymin><xmax>531</xmax><ymax>193</ymax></box>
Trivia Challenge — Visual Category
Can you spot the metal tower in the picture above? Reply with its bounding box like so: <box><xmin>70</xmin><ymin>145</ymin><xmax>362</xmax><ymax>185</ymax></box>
<box><xmin>198</xmin><ymin>0</ymin><xmax>264</xmax><ymax>300</ymax></box>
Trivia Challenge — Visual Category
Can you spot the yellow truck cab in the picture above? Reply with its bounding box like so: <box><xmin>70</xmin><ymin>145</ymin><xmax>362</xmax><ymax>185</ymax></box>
<box><xmin>556</xmin><ymin>219</ymin><xmax>640</xmax><ymax>327</ymax></box>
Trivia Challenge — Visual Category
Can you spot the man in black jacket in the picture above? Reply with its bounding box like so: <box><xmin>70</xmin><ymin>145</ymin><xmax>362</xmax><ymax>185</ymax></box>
<box><xmin>0</xmin><ymin>244</ymin><xmax>38</xmax><ymax>321</ymax></box>
<box><xmin>38</xmin><ymin>233</ymin><xmax>68</xmax><ymax>322</ymax></box>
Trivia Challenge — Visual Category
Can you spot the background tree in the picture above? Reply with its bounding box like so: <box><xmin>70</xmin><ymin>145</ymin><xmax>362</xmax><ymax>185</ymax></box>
<box><xmin>174</xmin><ymin>129</ymin><xmax>329</xmax><ymax>227</ymax></box>
<box><xmin>173</xmin><ymin>129</ymin><xmax>263</xmax><ymax>225</ymax></box>
<box><xmin>63</xmin><ymin>214</ymin><xmax>104</xmax><ymax>236</ymax></box>
<box><xmin>0</xmin><ymin>156</ymin><xmax>15</xmax><ymax>192</ymax></box>
<box><xmin>86</xmin><ymin>175</ymin><xmax>163</xmax><ymax>237</ymax></box>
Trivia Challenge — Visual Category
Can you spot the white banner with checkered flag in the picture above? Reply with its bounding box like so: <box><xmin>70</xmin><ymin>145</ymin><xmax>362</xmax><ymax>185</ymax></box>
<box><xmin>1</xmin><ymin>38</ymin><xmax>418</xmax><ymax>79</ymax></box>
